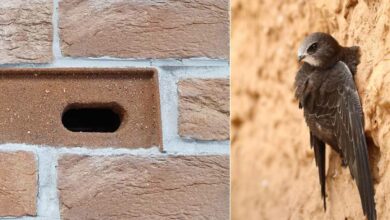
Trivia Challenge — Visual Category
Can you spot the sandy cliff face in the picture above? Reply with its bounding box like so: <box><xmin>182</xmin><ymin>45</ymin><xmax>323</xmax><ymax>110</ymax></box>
<box><xmin>232</xmin><ymin>0</ymin><xmax>390</xmax><ymax>219</ymax></box>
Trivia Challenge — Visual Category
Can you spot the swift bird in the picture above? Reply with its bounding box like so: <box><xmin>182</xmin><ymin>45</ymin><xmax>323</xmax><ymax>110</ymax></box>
<box><xmin>294</xmin><ymin>32</ymin><xmax>376</xmax><ymax>220</ymax></box>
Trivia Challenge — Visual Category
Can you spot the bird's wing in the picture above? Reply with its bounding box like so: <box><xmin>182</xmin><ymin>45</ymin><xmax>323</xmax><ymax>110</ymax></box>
<box><xmin>294</xmin><ymin>63</ymin><xmax>314</xmax><ymax>109</ymax></box>
<box><xmin>310</xmin><ymin>132</ymin><xmax>326</xmax><ymax>210</ymax></box>
<box><xmin>324</xmin><ymin>61</ymin><xmax>376</xmax><ymax>220</ymax></box>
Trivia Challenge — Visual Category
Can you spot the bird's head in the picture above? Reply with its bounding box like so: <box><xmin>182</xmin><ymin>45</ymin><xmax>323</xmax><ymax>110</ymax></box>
<box><xmin>297</xmin><ymin>32</ymin><xmax>341</xmax><ymax>68</ymax></box>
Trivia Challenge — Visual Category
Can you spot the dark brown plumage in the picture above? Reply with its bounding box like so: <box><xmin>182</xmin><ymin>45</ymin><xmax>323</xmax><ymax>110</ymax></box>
<box><xmin>294</xmin><ymin>32</ymin><xmax>376</xmax><ymax>220</ymax></box>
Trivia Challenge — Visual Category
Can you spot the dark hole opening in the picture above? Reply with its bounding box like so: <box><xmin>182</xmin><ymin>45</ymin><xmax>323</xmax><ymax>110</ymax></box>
<box><xmin>62</xmin><ymin>106</ymin><xmax>122</xmax><ymax>133</ymax></box>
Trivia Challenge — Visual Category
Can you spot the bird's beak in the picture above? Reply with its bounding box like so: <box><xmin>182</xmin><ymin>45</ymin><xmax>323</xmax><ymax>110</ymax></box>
<box><xmin>298</xmin><ymin>54</ymin><xmax>306</xmax><ymax>62</ymax></box>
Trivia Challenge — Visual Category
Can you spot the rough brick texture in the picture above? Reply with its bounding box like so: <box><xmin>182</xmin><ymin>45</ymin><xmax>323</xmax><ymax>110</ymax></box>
<box><xmin>179</xmin><ymin>79</ymin><xmax>230</xmax><ymax>141</ymax></box>
<box><xmin>59</xmin><ymin>0</ymin><xmax>229</xmax><ymax>59</ymax></box>
<box><xmin>0</xmin><ymin>0</ymin><xmax>52</xmax><ymax>64</ymax></box>
<box><xmin>58</xmin><ymin>155</ymin><xmax>229</xmax><ymax>220</ymax></box>
<box><xmin>0</xmin><ymin>152</ymin><xmax>37</xmax><ymax>216</ymax></box>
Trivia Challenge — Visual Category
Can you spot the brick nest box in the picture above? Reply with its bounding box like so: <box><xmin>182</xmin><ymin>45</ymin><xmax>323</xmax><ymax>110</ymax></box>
<box><xmin>0</xmin><ymin>68</ymin><xmax>163</xmax><ymax>149</ymax></box>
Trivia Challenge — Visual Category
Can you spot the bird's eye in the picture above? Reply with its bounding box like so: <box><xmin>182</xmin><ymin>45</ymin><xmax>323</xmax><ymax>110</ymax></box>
<box><xmin>307</xmin><ymin>43</ymin><xmax>318</xmax><ymax>54</ymax></box>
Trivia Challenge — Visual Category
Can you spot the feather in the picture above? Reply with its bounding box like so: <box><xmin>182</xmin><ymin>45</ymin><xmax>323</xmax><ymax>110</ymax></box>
<box><xmin>310</xmin><ymin>132</ymin><xmax>326</xmax><ymax>210</ymax></box>
<box><xmin>295</xmin><ymin>60</ymin><xmax>376</xmax><ymax>220</ymax></box>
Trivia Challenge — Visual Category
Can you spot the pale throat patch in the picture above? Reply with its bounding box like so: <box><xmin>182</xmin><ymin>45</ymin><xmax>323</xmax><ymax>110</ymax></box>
<box><xmin>303</xmin><ymin>56</ymin><xmax>321</xmax><ymax>67</ymax></box>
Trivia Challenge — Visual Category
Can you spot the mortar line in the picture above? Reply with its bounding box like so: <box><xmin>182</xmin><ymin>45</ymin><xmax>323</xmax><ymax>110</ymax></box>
<box><xmin>160</xmin><ymin>66</ymin><xmax>230</xmax><ymax>78</ymax></box>
<box><xmin>0</xmin><ymin>149</ymin><xmax>60</xmax><ymax>220</ymax></box>
<box><xmin>157</xmin><ymin>68</ymin><xmax>230</xmax><ymax>154</ymax></box>
<box><xmin>0</xmin><ymin>144</ymin><xmax>229</xmax><ymax>156</ymax></box>
<box><xmin>52</xmin><ymin>0</ymin><xmax>62</xmax><ymax>59</ymax></box>
<box><xmin>35</xmin><ymin>148</ymin><xmax>60</xmax><ymax>219</ymax></box>
<box><xmin>0</xmin><ymin>59</ymin><xmax>229</xmax><ymax>68</ymax></box>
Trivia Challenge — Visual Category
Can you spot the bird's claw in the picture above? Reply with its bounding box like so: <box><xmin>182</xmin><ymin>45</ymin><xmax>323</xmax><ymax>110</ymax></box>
<box><xmin>341</xmin><ymin>158</ymin><xmax>348</xmax><ymax>167</ymax></box>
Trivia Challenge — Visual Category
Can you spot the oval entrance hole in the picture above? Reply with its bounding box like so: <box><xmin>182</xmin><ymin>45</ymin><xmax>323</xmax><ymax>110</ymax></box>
<box><xmin>62</xmin><ymin>104</ymin><xmax>123</xmax><ymax>132</ymax></box>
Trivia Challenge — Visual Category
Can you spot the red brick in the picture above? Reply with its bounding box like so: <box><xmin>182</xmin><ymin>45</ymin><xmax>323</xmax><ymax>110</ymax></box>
<box><xmin>0</xmin><ymin>152</ymin><xmax>37</xmax><ymax>216</ymax></box>
<box><xmin>0</xmin><ymin>68</ymin><xmax>162</xmax><ymax>149</ymax></box>
<box><xmin>179</xmin><ymin>79</ymin><xmax>230</xmax><ymax>140</ymax></box>
<box><xmin>58</xmin><ymin>155</ymin><xmax>229</xmax><ymax>219</ymax></box>
<box><xmin>59</xmin><ymin>0</ymin><xmax>229</xmax><ymax>59</ymax></box>
<box><xmin>0</xmin><ymin>0</ymin><xmax>52</xmax><ymax>64</ymax></box>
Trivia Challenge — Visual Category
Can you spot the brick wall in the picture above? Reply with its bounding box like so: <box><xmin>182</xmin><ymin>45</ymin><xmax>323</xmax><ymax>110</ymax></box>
<box><xmin>0</xmin><ymin>0</ymin><xmax>229</xmax><ymax>219</ymax></box>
